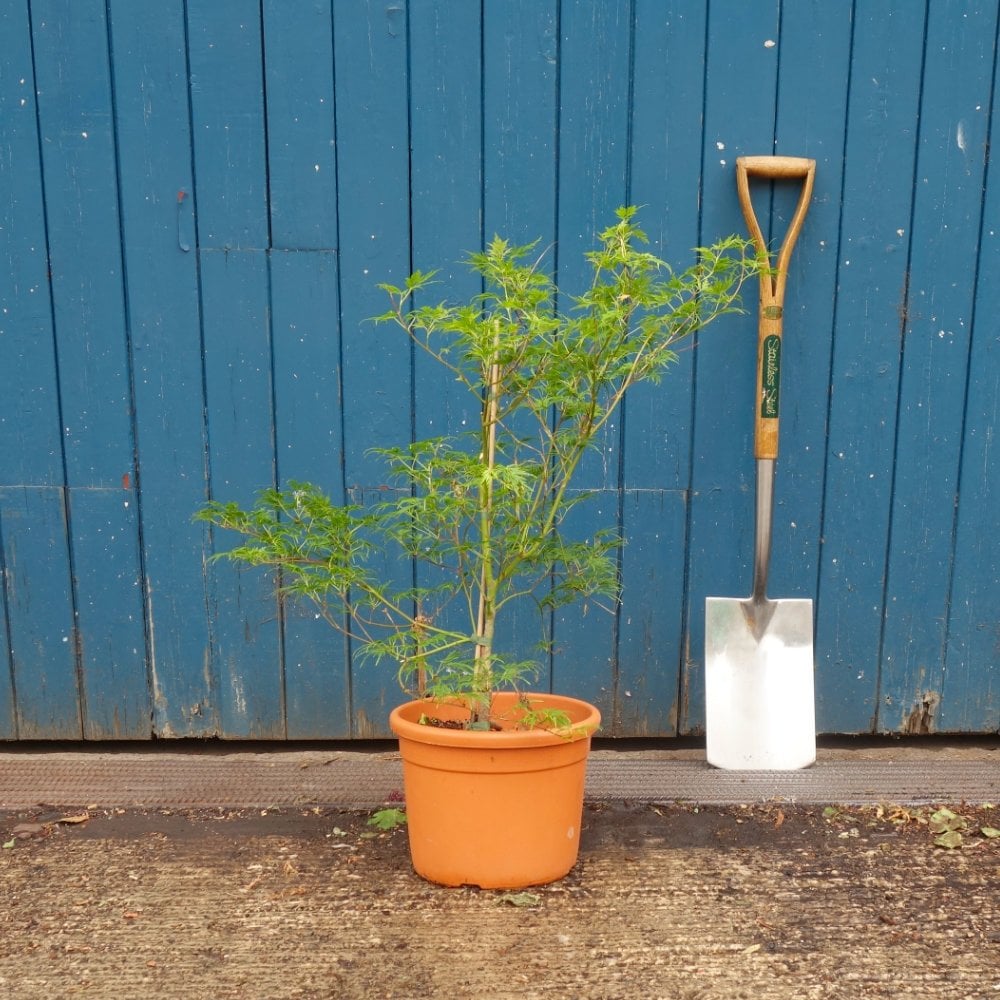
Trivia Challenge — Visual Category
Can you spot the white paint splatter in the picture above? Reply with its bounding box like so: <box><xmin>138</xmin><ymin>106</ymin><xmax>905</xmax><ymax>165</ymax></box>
<box><xmin>764</xmin><ymin>39</ymin><xmax>776</xmax><ymax>48</ymax></box>
<box><xmin>956</xmin><ymin>121</ymin><xmax>967</xmax><ymax>152</ymax></box>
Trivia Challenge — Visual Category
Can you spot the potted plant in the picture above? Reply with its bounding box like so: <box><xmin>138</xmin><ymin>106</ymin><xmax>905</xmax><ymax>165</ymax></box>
<box><xmin>197</xmin><ymin>208</ymin><xmax>755</xmax><ymax>888</ymax></box>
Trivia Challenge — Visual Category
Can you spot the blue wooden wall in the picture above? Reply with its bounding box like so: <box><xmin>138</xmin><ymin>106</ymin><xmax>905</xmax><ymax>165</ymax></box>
<box><xmin>1</xmin><ymin>0</ymin><xmax>997</xmax><ymax>739</ymax></box>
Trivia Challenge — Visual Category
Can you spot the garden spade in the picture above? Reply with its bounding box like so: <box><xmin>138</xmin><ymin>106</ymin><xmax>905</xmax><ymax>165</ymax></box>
<box><xmin>705</xmin><ymin>156</ymin><xmax>817</xmax><ymax>770</ymax></box>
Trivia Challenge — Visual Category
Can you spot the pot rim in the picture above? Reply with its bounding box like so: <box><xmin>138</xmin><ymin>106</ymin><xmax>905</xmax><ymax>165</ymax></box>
<box><xmin>389</xmin><ymin>691</ymin><xmax>601</xmax><ymax>749</ymax></box>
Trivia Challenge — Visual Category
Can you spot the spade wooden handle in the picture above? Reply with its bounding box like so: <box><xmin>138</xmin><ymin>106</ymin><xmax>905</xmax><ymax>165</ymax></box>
<box><xmin>735</xmin><ymin>156</ymin><xmax>815</xmax><ymax>460</ymax></box>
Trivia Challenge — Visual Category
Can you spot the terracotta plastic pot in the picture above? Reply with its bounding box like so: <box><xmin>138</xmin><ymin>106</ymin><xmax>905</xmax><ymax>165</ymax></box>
<box><xmin>389</xmin><ymin>692</ymin><xmax>600</xmax><ymax>889</ymax></box>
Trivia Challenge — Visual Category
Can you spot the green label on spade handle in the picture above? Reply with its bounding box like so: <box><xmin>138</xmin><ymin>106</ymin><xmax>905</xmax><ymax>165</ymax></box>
<box><xmin>761</xmin><ymin>334</ymin><xmax>781</xmax><ymax>418</ymax></box>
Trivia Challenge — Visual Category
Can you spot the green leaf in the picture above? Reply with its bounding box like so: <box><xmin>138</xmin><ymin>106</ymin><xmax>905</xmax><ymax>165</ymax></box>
<box><xmin>2</xmin><ymin>839</ymin><xmax>14</xmax><ymax>850</ymax></box>
<box><xmin>933</xmin><ymin>829</ymin><xmax>964</xmax><ymax>849</ymax></box>
<box><xmin>980</xmin><ymin>826</ymin><xmax>1000</xmax><ymax>839</ymax></box>
<box><xmin>368</xmin><ymin>808</ymin><xmax>407</xmax><ymax>831</ymax></box>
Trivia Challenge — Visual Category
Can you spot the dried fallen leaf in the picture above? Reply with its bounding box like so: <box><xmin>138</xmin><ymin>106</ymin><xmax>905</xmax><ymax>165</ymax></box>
<box><xmin>496</xmin><ymin>891</ymin><xmax>542</xmax><ymax>908</ymax></box>
<box><xmin>929</xmin><ymin>809</ymin><xmax>968</xmax><ymax>839</ymax></box>
<box><xmin>57</xmin><ymin>813</ymin><xmax>90</xmax><ymax>825</ymax></box>
<box><xmin>933</xmin><ymin>829</ymin><xmax>964</xmax><ymax>850</ymax></box>
<box><xmin>742</xmin><ymin>943</ymin><xmax>762</xmax><ymax>955</ymax></box>
<box><xmin>774</xmin><ymin>809</ymin><xmax>785</xmax><ymax>829</ymax></box>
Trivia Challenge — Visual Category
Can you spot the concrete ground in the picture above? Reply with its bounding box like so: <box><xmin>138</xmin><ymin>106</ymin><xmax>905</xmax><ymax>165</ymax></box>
<box><xmin>1</xmin><ymin>738</ymin><xmax>998</xmax><ymax>999</ymax></box>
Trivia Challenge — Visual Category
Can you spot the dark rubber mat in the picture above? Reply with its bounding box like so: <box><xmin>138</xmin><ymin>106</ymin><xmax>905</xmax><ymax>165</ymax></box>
<box><xmin>1</xmin><ymin>746</ymin><xmax>997</xmax><ymax>809</ymax></box>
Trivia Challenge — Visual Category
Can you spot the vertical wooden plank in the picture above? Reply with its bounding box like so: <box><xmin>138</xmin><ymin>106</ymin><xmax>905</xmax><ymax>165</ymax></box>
<box><xmin>0</xmin><ymin>500</ymin><xmax>17</xmax><ymax>738</ymax></box>
<box><xmin>0</xmin><ymin>488</ymin><xmax>81</xmax><ymax>738</ymax></box>
<box><xmin>409</xmin><ymin>0</ymin><xmax>482</xmax><ymax>443</ymax></box>
<box><xmin>769</xmin><ymin>4</ymin><xmax>853</xmax><ymax>591</ymax></box>
<box><xmin>0</xmin><ymin>0</ymin><xmax>62</xmax><ymax>487</ymax></box>
<box><xmin>201</xmin><ymin>249</ymin><xmax>284</xmax><ymax>738</ymax></box>
<box><xmin>943</xmin><ymin>10</ymin><xmax>1000</xmax><ymax>734</ymax></box>
<box><xmin>815</xmin><ymin>0</ymin><xmax>927</xmax><ymax>733</ymax></box>
<box><xmin>31</xmin><ymin>0</ymin><xmax>134</xmax><ymax>487</ymax></box>
<box><xmin>108</xmin><ymin>0</ymin><xmax>216</xmax><ymax>736</ymax></box>
<box><xmin>769</xmin><ymin>3</ymin><xmax>856</xmax><ymax>732</ymax></box>
<box><xmin>333</xmin><ymin>0</ymin><xmax>412</xmax><ymax>735</ymax></box>
<box><xmin>683</xmin><ymin>0</ymin><xmax>781</xmax><ymax>732</ymax></box>
<box><xmin>944</xmin><ymin>65</ymin><xmax>1000</xmax><ymax>729</ymax></box>
<box><xmin>270</xmin><ymin>250</ymin><xmax>350</xmax><ymax>737</ymax></box>
<box><xmin>334</xmin><ymin>0</ymin><xmax>412</xmax><ymax>492</ymax></box>
<box><xmin>70</xmin><ymin>487</ymin><xmax>150</xmax><ymax>739</ymax></box>
<box><xmin>626</xmin><ymin>0</ymin><xmax>707</xmax><ymax>488</ymax></box>
<box><xmin>264</xmin><ymin>0</ymin><xmax>351</xmax><ymax>739</ymax></box>
<box><xmin>481</xmin><ymin>0</ymin><xmax>560</xmax><ymax>691</ymax></box>
<box><xmin>554</xmin><ymin>0</ymin><xmax>632</xmax><ymax>486</ymax></box>
<box><xmin>616</xmin><ymin>492</ymin><xmax>687</xmax><ymax>735</ymax></box>
<box><xmin>945</xmin><ymin>317</ymin><xmax>1000</xmax><ymax>729</ymax></box>
<box><xmin>549</xmin><ymin>0</ymin><xmax>634</xmax><ymax>715</ymax></box>
<box><xmin>261</xmin><ymin>0</ymin><xmax>338</xmax><ymax>250</ymax></box>
<box><xmin>878</xmin><ymin>0</ymin><xmax>998</xmax><ymax>733</ymax></box>
<box><xmin>615</xmin><ymin>0</ymin><xmax>709</xmax><ymax>735</ymax></box>
<box><xmin>482</xmin><ymin>0</ymin><xmax>558</xmax><ymax>244</ymax></box>
<box><xmin>404</xmin><ymin>0</ymin><xmax>485</xmax><ymax>707</ymax></box>
<box><xmin>186</xmin><ymin>0</ymin><xmax>268</xmax><ymax>249</ymax></box>
<box><xmin>29</xmin><ymin>0</ymin><xmax>152</xmax><ymax>738</ymax></box>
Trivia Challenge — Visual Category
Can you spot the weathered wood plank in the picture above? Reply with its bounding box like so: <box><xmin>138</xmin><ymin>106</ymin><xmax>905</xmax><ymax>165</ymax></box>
<box><xmin>555</xmin><ymin>0</ymin><xmax>631</xmax><ymax>492</ymax></box>
<box><xmin>684</xmin><ymin>0</ymin><xmax>782</xmax><ymax>733</ymax></box>
<box><xmin>767</xmin><ymin>3</ymin><xmax>853</xmax><ymax>590</ymax></box>
<box><xmin>333</xmin><ymin>0</ymin><xmax>412</xmax><ymax>496</ymax></box>
<box><xmin>615</xmin><ymin>491</ymin><xmax>688</xmax><ymax>736</ymax></box>
<box><xmin>0</xmin><ymin>506</ymin><xmax>17</xmax><ymax>738</ymax></box>
<box><xmin>201</xmin><ymin>249</ymin><xmax>283</xmax><ymax>738</ymax></box>
<box><xmin>403</xmin><ymin>0</ymin><xmax>486</xmax><ymax>710</ymax></box>
<box><xmin>626</xmin><ymin>0</ymin><xmax>708</xmax><ymax>491</ymax></box>
<box><xmin>30</xmin><ymin>0</ymin><xmax>135</xmax><ymax>489</ymax></box>
<box><xmin>0</xmin><ymin>488</ymin><xmax>81</xmax><ymax>739</ymax></box>
<box><xmin>109</xmin><ymin>0</ymin><xmax>216</xmax><ymax>737</ymax></box>
<box><xmin>186</xmin><ymin>0</ymin><xmax>269</xmax><ymax>249</ymax></box>
<box><xmin>878</xmin><ymin>0</ymin><xmax>998</xmax><ymax>734</ymax></box>
<box><xmin>333</xmin><ymin>0</ymin><xmax>412</xmax><ymax>734</ymax></box>
<box><xmin>409</xmin><ymin>0</ymin><xmax>482</xmax><ymax>443</ymax></box>
<box><xmin>768</xmin><ymin>2</ymin><xmax>856</xmax><ymax>731</ymax></box>
<box><xmin>0</xmin><ymin>0</ymin><xmax>62</xmax><ymax>487</ymax></box>
<box><xmin>269</xmin><ymin>250</ymin><xmax>350</xmax><ymax>737</ymax></box>
<box><xmin>68</xmin><ymin>487</ymin><xmax>150</xmax><ymax>739</ymax></box>
<box><xmin>618</xmin><ymin>0</ymin><xmax>711</xmax><ymax>734</ymax></box>
<box><xmin>27</xmin><ymin>2</ymin><xmax>151</xmax><ymax>739</ymax></box>
<box><xmin>943</xmin><ymin>30</ymin><xmax>1000</xmax><ymax>734</ymax></box>
<box><xmin>549</xmin><ymin>0</ymin><xmax>632</xmax><ymax>711</ymax></box>
<box><xmin>482</xmin><ymin>0</ymin><xmax>558</xmax><ymax>244</ymax></box>
<box><xmin>482</xmin><ymin>0</ymin><xmax>560</xmax><ymax>688</ymax></box>
<box><xmin>261</xmin><ymin>0</ymin><xmax>338</xmax><ymax>250</ymax></box>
